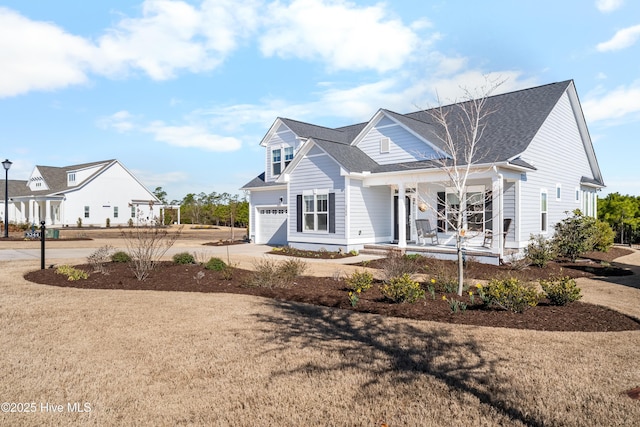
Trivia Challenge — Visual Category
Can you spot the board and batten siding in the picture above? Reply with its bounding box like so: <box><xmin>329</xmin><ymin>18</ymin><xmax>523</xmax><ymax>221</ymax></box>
<box><xmin>264</xmin><ymin>124</ymin><xmax>302</xmax><ymax>183</ymax></box>
<box><xmin>519</xmin><ymin>91</ymin><xmax>595</xmax><ymax>238</ymax></box>
<box><xmin>357</xmin><ymin>120</ymin><xmax>439</xmax><ymax>165</ymax></box>
<box><xmin>348</xmin><ymin>179</ymin><xmax>392</xmax><ymax>242</ymax></box>
<box><xmin>249</xmin><ymin>188</ymin><xmax>287</xmax><ymax>241</ymax></box>
<box><xmin>288</xmin><ymin>147</ymin><xmax>346</xmax><ymax>243</ymax></box>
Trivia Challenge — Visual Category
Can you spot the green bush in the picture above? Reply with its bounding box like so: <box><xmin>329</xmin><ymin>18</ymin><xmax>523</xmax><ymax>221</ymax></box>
<box><xmin>173</xmin><ymin>252</ymin><xmax>195</xmax><ymax>264</ymax></box>
<box><xmin>525</xmin><ymin>234</ymin><xmax>556</xmax><ymax>267</ymax></box>
<box><xmin>204</xmin><ymin>257</ymin><xmax>227</xmax><ymax>271</ymax></box>
<box><xmin>593</xmin><ymin>220</ymin><xmax>615</xmax><ymax>252</ymax></box>
<box><xmin>55</xmin><ymin>265</ymin><xmax>89</xmax><ymax>281</ymax></box>
<box><xmin>345</xmin><ymin>270</ymin><xmax>374</xmax><ymax>292</ymax></box>
<box><xmin>553</xmin><ymin>209</ymin><xmax>599</xmax><ymax>261</ymax></box>
<box><xmin>540</xmin><ymin>276</ymin><xmax>582</xmax><ymax>306</ymax></box>
<box><xmin>379</xmin><ymin>273</ymin><xmax>425</xmax><ymax>303</ymax></box>
<box><xmin>111</xmin><ymin>251</ymin><xmax>132</xmax><ymax>263</ymax></box>
<box><xmin>479</xmin><ymin>277</ymin><xmax>541</xmax><ymax>313</ymax></box>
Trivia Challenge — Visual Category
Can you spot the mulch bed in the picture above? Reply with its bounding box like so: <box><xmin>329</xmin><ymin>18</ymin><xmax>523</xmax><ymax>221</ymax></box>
<box><xmin>24</xmin><ymin>258</ymin><xmax>640</xmax><ymax>333</ymax></box>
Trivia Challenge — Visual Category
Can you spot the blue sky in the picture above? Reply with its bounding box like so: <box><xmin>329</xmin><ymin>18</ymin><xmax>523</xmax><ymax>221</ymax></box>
<box><xmin>1</xmin><ymin>0</ymin><xmax>639</xmax><ymax>202</ymax></box>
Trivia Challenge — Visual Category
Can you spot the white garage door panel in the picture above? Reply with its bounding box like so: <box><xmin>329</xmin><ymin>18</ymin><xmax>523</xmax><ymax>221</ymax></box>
<box><xmin>257</xmin><ymin>207</ymin><xmax>287</xmax><ymax>245</ymax></box>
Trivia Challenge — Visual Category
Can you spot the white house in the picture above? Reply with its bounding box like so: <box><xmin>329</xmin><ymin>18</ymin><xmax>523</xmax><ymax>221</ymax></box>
<box><xmin>0</xmin><ymin>159</ymin><xmax>166</xmax><ymax>227</ymax></box>
<box><xmin>241</xmin><ymin>80</ymin><xmax>604</xmax><ymax>263</ymax></box>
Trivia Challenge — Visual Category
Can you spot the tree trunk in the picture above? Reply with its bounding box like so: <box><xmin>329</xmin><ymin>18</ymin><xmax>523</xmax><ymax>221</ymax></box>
<box><xmin>456</xmin><ymin>234</ymin><xmax>464</xmax><ymax>296</ymax></box>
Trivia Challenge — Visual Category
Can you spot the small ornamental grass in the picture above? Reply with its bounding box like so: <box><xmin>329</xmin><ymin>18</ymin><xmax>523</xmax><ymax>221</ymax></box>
<box><xmin>379</xmin><ymin>274</ymin><xmax>425</xmax><ymax>304</ymax></box>
<box><xmin>478</xmin><ymin>277</ymin><xmax>541</xmax><ymax>313</ymax></box>
<box><xmin>246</xmin><ymin>258</ymin><xmax>308</xmax><ymax>288</ymax></box>
<box><xmin>540</xmin><ymin>276</ymin><xmax>582</xmax><ymax>306</ymax></box>
<box><xmin>55</xmin><ymin>265</ymin><xmax>89</xmax><ymax>281</ymax></box>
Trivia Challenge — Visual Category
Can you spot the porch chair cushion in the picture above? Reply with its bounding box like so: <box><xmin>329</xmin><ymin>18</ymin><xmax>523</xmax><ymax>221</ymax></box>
<box><xmin>416</xmin><ymin>219</ymin><xmax>439</xmax><ymax>245</ymax></box>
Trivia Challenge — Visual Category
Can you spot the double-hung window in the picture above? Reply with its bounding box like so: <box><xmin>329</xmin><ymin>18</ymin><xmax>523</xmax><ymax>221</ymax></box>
<box><xmin>272</xmin><ymin>149</ymin><xmax>282</xmax><ymax>175</ymax></box>
<box><xmin>284</xmin><ymin>147</ymin><xmax>294</xmax><ymax>168</ymax></box>
<box><xmin>84</xmin><ymin>206</ymin><xmax>90</xmax><ymax>219</ymax></box>
<box><xmin>541</xmin><ymin>191</ymin><xmax>548</xmax><ymax>233</ymax></box>
<box><xmin>114</xmin><ymin>206</ymin><xmax>119</xmax><ymax>218</ymax></box>
<box><xmin>441</xmin><ymin>188</ymin><xmax>488</xmax><ymax>232</ymax></box>
<box><xmin>303</xmin><ymin>193</ymin><xmax>328</xmax><ymax>232</ymax></box>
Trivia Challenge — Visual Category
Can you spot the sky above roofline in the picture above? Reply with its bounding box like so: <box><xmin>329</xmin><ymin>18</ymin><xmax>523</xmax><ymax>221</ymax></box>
<box><xmin>0</xmin><ymin>0</ymin><xmax>638</xmax><ymax>201</ymax></box>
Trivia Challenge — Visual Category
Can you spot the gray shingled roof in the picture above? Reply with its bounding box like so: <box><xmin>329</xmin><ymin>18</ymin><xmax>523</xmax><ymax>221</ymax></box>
<box><xmin>240</xmin><ymin>172</ymin><xmax>286</xmax><ymax>189</ymax></box>
<box><xmin>1</xmin><ymin>160</ymin><xmax>116</xmax><ymax>199</ymax></box>
<box><xmin>243</xmin><ymin>80</ymin><xmax>593</xmax><ymax>187</ymax></box>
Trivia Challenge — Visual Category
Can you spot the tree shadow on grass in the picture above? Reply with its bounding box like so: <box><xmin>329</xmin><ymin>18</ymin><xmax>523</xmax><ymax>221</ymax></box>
<box><xmin>254</xmin><ymin>300</ymin><xmax>544</xmax><ymax>427</ymax></box>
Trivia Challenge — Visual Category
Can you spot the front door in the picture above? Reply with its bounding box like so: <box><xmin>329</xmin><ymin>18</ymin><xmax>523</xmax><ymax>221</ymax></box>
<box><xmin>393</xmin><ymin>195</ymin><xmax>411</xmax><ymax>242</ymax></box>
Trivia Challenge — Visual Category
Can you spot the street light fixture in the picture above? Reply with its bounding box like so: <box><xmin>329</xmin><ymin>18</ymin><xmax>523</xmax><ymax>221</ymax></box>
<box><xmin>3</xmin><ymin>159</ymin><xmax>12</xmax><ymax>238</ymax></box>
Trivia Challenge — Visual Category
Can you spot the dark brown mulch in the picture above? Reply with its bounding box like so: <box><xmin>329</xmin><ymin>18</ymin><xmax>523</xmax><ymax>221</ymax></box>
<box><xmin>269</xmin><ymin>247</ymin><xmax>357</xmax><ymax>259</ymax></box>
<box><xmin>354</xmin><ymin>246</ymin><xmax>634</xmax><ymax>282</ymax></box>
<box><xmin>24</xmin><ymin>261</ymin><xmax>640</xmax><ymax>332</ymax></box>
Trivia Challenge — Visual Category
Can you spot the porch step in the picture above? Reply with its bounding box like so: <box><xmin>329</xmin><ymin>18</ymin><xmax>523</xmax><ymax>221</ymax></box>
<box><xmin>359</xmin><ymin>246</ymin><xmax>392</xmax><ymax>256</ymax></box>
<box><xmin>362</xmin><ymin>243</ymin><xmax>502</xmax><ymax>265</ymax></box>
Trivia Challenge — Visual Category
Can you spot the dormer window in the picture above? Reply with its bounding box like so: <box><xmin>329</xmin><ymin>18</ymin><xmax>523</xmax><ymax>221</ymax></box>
<box><xmin>272</xmin><ymin>149</ymin><xmax>282</xmax><ymax>175</ymax></box>
<box><xmin>284</xmin><ymin>147</ymin><xmax>294</xmax><ymax>168</ymax></box>
<box><xmin>68</xmin><ymin>172</ymin><xmax>76</xmax><ymax>185</ymax></box>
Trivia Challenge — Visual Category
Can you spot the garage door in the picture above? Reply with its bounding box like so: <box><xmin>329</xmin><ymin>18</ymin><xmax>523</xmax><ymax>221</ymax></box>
<box><xmin>257</xmin><ymin>207</ymin><xmax>288</xmax><ymax>245</ymax></box>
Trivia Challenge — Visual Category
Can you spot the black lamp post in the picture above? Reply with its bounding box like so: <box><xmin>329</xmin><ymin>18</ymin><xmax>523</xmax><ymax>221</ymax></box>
<box><xmin>3</xmin><ymin>159</ymin><xmax>11</xmax><ymax>238</ymax></box>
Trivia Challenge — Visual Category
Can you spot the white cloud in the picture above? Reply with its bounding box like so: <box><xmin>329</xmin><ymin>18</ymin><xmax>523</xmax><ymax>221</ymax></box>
<box><xmin>96</xmin><ymin>0</ymin><xmax>259</xmax><ymax>80</ymax></box>
<box><xmin>583</xmin><ymin>81</ymin><xmax>640</xmax><ymax>123</ymax></box>
<box><xmin>596</xmin><ymin>24</ymin><xmax>640</xmax><ymax>51</ymax></box>
<box><xmin>259</xmin><ymin>0</ymin><xmax>420</xmax><ymax>72</ymax></box>
<box><xmin>131</xmin><ymin>169</ymin><xmax>188</xmax><ymax>189</ymax></box>
<box><xmin>144</xmin><ymin>121</ymin><xmax>242</xmax><ymax>151</ymax></box>
<box><xmin>0</xmin><ymin>7</ymin><xmax>96</xmax><ymax>97</ymax></box>
<box><xmin>96</xmin><ymin>110</ymin><xmax>136</xmax><ymax>132</ymax></box>
<box><xmin>596</xmin><ymin>0</ymin><xmax>624</xmax><ymax>13</ymax></box>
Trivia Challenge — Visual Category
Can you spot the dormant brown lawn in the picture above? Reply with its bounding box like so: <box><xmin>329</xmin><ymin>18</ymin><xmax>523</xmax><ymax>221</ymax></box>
<box><xmin>1</xmin><ymin>248</ymin><xmax>640</xmax><ymax>425</ymax></box>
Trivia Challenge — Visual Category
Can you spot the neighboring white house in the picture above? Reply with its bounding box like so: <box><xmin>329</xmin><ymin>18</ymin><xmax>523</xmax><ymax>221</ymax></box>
<box><xmin>241</xmin><ymin>80</ymin><xmax>604</xmax><ymax>263</ymax></box>
<box><xmin>0</xmin><ymin>159</ymin><xmax>168</xmax><ymax>227</ymax></box>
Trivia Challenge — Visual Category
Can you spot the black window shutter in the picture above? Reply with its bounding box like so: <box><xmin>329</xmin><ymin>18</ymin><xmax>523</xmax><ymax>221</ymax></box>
<box><xmin>329</xmin><ymin>192</ymin><xmax>336</xmax><ymax>234</ymax></box>
<box><xmin>296</xmin><ymin>194</ymin><xmax>302</xmax><ymax>232</ymax></box>
<box><xmin>437</xmin><ymin>192</ymin><xmax>445</xmax><ymax>232</ymax></box>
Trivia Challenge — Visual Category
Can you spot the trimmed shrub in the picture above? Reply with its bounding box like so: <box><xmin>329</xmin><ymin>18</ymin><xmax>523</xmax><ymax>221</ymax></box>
<box><xmin>379</xmin><ymin>274</ymin><xmax>425</xmax><ymax>303</ymax></box>
<box><xmin>525</xmin><ymin>234</ymin><xmax>556</xmax><ymax>267</ymax></box>
<box><xmin>479</xmin><ymin>277</ymin><xmax>541</xmax><ymax>313</ymax></box>
<box><xmin>173</xmin><ymin>252</ymin><xmax>195</xmax><ymax>264</ymax></box>
<box><xmin>204</xmin><ymin>257</ymin><xmax>227</xmax><ymax>271</ymax></box>
<box><xmin>111</xmin><ymin>251</ymin><xmax>132</xmax><ymax>263</ymax></box>
<box><xmin>540</xmin><ymin>276</ymin><xmax>582</xmax><ymax>306</ymax></box>
<box><xmin>345</xmin><ymin>270</ymin><xmax>374</xmax><ymax>292</ymax></box>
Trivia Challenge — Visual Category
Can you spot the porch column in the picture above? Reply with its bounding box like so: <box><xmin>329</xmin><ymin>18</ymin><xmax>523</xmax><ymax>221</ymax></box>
<box><xmin>398</xmin><ymin>183</ymin><xmax>407</xmax><ymax>249</ymax></box>
<box><xmin>492</xmin><ymin>175</ymin><xmax>504</xmax><ymax>259</ymax></box>
<box><xmin>45</xmin><ymin>199</ymin><xmax>51</xmax><ymax>225</ymax></box>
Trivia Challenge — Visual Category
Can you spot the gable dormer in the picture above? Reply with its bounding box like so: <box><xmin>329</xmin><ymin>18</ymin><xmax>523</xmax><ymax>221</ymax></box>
<box><xmin>262</xmin><ymin>120</ymin><xmax>304</xmax><ymax>183</ymax></box>
<box><xmin>28</xmin><ymin>167</ymin><xmax>49</xmax><ymax>191</ymax></box>
<box><xmin>65</xmin><ymin>163</ymin><xmax>105</xmax><ymax>187</ymax></box>
<box><xmin>352</xmin><ymin>110</ymin><xmax>448</xmax><ymax>165</ymax></box>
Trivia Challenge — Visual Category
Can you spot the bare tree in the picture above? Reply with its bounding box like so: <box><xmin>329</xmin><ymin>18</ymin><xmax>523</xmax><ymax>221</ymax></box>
<box><xmin>121</xmin><ymin>225</ymin><xmax>183</xmax><ymax>280</ymax></box>
<box><xmin>418</xmin><ymin>78</ymin><xmax>504</xmax><ymax>296</ymax></box>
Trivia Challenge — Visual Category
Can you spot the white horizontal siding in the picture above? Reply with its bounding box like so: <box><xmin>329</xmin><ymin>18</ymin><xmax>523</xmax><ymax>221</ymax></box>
<box><xmin>519</xmin><ymin>91</ymin><xmax>595</xmax><ymax>238</ymax></box>
<box><xmin>264</xmin><ymin>125</ymin><xmax>301</xmax><ymax>183</ymax></box>
<box><xmin>288</xmin><ymin>151</ymin><xmax>345</xmax><ymax>242</ymax></box>
<box><xmin>348</xmin><ymin>179</ymin><xmax>391</xmax><ymax>241</ymax></box>
<box><xmin>358</xmin><ymin>122</ymin><xmax>439</xmax><ymax>165</ymax></box>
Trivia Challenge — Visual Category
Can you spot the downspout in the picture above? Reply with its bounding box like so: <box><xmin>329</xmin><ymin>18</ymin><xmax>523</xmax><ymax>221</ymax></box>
<box><xmin>493</xmin><ymin>166</ymin><xmax>504</xmax><ymax>262</ymax></box>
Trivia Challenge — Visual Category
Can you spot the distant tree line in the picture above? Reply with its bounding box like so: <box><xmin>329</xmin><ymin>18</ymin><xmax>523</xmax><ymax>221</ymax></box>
<box><xmin>598</xmin><ymin>193</ymin><xmax>640</xmax><ymax>244</ymax></box>
<box><xmin>153</xmin><ymin>187</ymin><xmax>249</xmax><ymax>228</ymax></box>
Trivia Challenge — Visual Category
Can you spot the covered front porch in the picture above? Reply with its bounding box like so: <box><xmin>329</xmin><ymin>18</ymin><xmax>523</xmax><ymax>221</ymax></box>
<box><xmin>360</xmin><ymin>166</ymin><xmax>521</xmax><ymax>263</ymax></box>
<box><xmin>10</xmin><ymin>196</ymin><xmax>64</xmax><ymax>226</ymax></box>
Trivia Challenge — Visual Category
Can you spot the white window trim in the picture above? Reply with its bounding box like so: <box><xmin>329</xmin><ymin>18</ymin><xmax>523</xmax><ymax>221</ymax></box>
<box><xmin>540</xmin><ymin>189</ymin><xmax>548</xmax><ymax>234</ymax></box>
<box><xmin>443</xmin><ymin>185</ymin><xmax>488</xmax><ymax>233</ymax></box>
<box><xmin>302</xmin><ymin>190</ymin><xmax>329</xmax><ymax>233</ymax></box>
<box><xmin>380</xmin><ymin>137</ymin><xmax>390</xmax><ymax>153</ymax></box>
<box><xmin>271</xmin><ymin>148</ymin><xmax>282</xmax><ymax>176</ymax></box>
